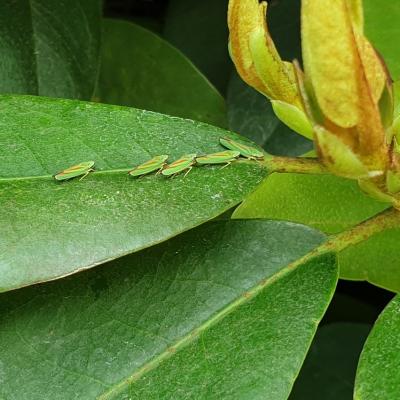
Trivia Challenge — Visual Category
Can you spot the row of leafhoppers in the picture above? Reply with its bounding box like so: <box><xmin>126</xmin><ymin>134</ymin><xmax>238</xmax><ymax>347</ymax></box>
<box><xmin>53</xmin><ymin>137</ymin><xmax>264</xmax><ymax>181</ymax></box>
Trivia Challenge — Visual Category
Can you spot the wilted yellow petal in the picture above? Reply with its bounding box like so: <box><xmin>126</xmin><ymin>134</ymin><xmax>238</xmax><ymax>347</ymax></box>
<box><xmin>249</xmin><ymin>27</ymin><xmax>300</xmax><ymax>105</ymax></box>
<box><xmin>302</xmin><ymin>0</ymin><xmax>388</xmax><ymax>172</ymax></box>
<box><xmin>314</xmin><ymin>125</ymin><xmax>371</xmax><ymax>178</ymax></box>
<box><xmin>353</xmin><ymin>32</ymin><xmax>388</xmax><ymax>171</ymax></box>
<box><xmin>348</xmin><ymin>0</ymin><xmax>364</xmax><ymax>31</ymax></box>
<box><xmin>228</xmin><ymin>0</ymin><xmax>265</xmax><ymax>93</ymax></box>
<box><xmin>228</xmin><ymin>0</ymin><xmax>300</xmax><ymax>105</ymax></box>
<box><xmin>302</xmin><ymin>0</ymin><xmax>359</xmax><ymax>127</ymax></box>
<box><xmin>293</xmin><ymin>60</ymin><xmax>324</xmax><ymax>125</ymax></box>
<box><xmin>355</xmin><ymin>34</ymin><xmax>387</xmax><ymax>104</ymax></box>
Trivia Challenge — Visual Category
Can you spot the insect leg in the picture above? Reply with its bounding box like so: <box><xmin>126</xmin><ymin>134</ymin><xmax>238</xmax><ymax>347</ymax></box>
<box><xmin>78</xmin><ymin>171</ymin><xmax>90</xmax><ymax>181</ymax></box>
<box><xmin>219</xmin><ymin>161</ymin><xmax>232</xmax><ymax>170</ymax></box>
<box><xmin>183</xmin><ymin>166</ymin><xmax>193</xmax><ymax>178</ymax></box>
<box><xmin>79</xmin><ymin>168</ymin><xmax>94</xmax><ymax>181</ymax></box>
<box><xmin>155</xmin><ymin>165</ymin><xmax>165</xmax><ymax>176</ymax></box>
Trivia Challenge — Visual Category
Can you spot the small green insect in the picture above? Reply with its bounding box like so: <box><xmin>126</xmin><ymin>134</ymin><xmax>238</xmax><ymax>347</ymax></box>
<box><xmin>53</xmin><ymin>161</ymin><xmax>95</xmax><ymax>181</ymax></box>
<box><xmin>161</xmin><ymin>154</ymin><xmax>197</xmax><ymax>178</ymax></box>
<box><xmin>128</xmin><ymin>155</ymin><xmax>168</xmax><ymax>177</ymax></box>
<box><xmin>220</xmin><ymin>137</ymin><xmax>264</xmax><ymax>160</ymax></box>
<box><xmin>196</xmin><ymin>150</ymin><xmax>240</xmax><ymax>169</ymax></box>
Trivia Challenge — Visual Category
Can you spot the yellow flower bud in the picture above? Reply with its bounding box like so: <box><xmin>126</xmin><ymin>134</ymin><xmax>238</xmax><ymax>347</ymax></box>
<box><xmin>228</xmin><ymin>0</ymin><xmax>400</xmax><ymax>206</ymax></box>
<box><xmin>300</xmin><ymin>0</ymin><xmax>390</xmax><ymax>177</ymax></box>
<box><xmin>227</xmin><ymin>0</ymin><xmax>300</xmax><ymax>106</ymax></box>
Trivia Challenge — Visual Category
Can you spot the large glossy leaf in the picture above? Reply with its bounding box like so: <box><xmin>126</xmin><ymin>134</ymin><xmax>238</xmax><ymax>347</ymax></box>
<box><xmin>0</xmin><ymin>220</ymin><xmax>338</xmax><ymax>399</ymax></box>
<box><xmin>163</xmin><ymin>0</ymin><xmax>231</xmax><ymax>94</ymax></box>
<box><xmin>0</xmin><ymin>0</ymin><xmax>101</xmax><ymax>99</ymax></box>
<box><xmin>365</xmin><ymin>0</ymin><xmax>400</xmax><ymax>80</ymax></box>
<box><xmin>0</xmin><ymin>95</ymin><xmax>266</xmax><ymax>292</ymax></box>
<box><xmin>355</xmin><ymin>295</ymin><xmax>400</xmax><ymax>399</ymax></box>
<box><xmin>290</xmin><ymin>323</ymin><xmax>371</xmax><ymax>400</ymax></box>
<box><xmin>233</xmin><ymin>173</ymin><xmax>387</xmax><ymax>234</ymax></box>
<box><xmin>95</xmin><ymin>19</ymin><xmax>227</xmax><ymax>128</ymax></box>
<box><xmin>339</xmin><ymin>228</ymin><xmax>400</xmax><ymax>293</ymax></box>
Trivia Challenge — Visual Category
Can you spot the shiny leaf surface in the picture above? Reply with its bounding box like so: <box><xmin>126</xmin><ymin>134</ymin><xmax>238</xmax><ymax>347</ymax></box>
<box><xmin>0</xmin><ymin>220</ymin><xmax>337</xmax><ymax>399</ymax></box>
<box><xmin>0</xmin><ymin>95</ymin><xmax>266</xmax><ymax>292</ymax></box>
<box><xmin>355</xmin><ymin>295</ymin><xmax>400</xmax><ymax>399</ymax></box>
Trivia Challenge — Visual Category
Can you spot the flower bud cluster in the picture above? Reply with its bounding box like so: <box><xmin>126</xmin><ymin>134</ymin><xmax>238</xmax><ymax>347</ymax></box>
<box><xmin>228</xmin><ymin>0</ymin><xmax>400</xmax><ymax>206</ymax></box>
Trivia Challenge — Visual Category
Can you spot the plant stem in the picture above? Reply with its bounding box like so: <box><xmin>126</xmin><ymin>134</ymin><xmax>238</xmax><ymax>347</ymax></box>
<box><xmin>265</xmin><ymin>155</ymin><xmax>329</xmax><ymax>175</ymax></box>
<box><xmin>320</xmin><ymin>208</ymin><xmax>400</xmax><ymax>254</ymax></box>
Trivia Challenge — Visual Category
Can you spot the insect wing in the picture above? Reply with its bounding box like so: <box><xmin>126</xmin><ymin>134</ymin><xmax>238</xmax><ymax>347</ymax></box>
<box><xmin>161</xmin><ymin>154</ymin><xmax>196</xmax><ymax>176</ymax></box>
<box><xmin>196</xmin><ymin>150</ymin><xmax>240</xmax><ymax>164</ymax></box>
<box><xmin>220</xmin><ymin>137</ymin><xmax>264</xmax><ymax>159</ymax></box>
<box><xmin>54</xmin><ymin>161</ymin><xmax>95</xmax><ymax>181</ymax></box>
<box><xmin>129</xmin><ymin>155</ymin><xmax>168</xmax><ymax>176</ymax></box>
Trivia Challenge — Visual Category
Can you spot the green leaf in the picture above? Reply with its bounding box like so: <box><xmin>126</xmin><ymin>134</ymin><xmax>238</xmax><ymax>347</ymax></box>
<box><xmin>227</xmin><ymin>72</ymin><xmax>312</xmax><ymax>156</ymax></box>
<box><xmin>163</xmin><ymin>0</ymin><xmax>231</xmax><ymax>93</ymax></box>
<box><xmin>290</xmin><ymin>323</ymin><xmax>371</xmax><ymax>400</ymax></box>
<box><xmin>233</xmin><ymin>173</ymin><xmax>387</xmax><ymax>234</ymax></box>
<box><xmin>0</xmin><ymin>95</ymin><xmax>266</xmax><ymax>292</ymax></box>
<box><xmin>95</xmin><ymin>19</ymin><xmax>227</xmax><ymax>128</ymax></box>
<box><xmin>365</xmin><ymin>0</ymin><xmax>400</xmax><ymax>80</ymax></box>
<box><xmin>0</xmin><ymin>0</ymin><xmax>101</xmax><ymax>99</ymax></box>
<box><xmin>339</xmin><ymin>228</ymin><xmax>400</xmax><ymax>293</ymax></box>
<box><xmin>355</xmin><ymin>295</ymin><xmax>400</xmax><ymax>400</ymax></box>
<box><xmin>233</xmin><ymin>173</ymin><xmax>400</xmax><ymax>292</ymax></box>
<box><xmin>0</xmin><ymin>220</ymin><xmax>337</xmax><ymax>399</ymax></box>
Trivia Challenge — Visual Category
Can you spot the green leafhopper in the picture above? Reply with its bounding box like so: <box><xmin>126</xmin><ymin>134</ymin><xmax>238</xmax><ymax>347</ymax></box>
<box><xmin>220</xmin><ymin>137</ymin><xmax>264</xmax><ymax>160</ymax></box>
<box><xmin>196</xmin><ymin>150</ymin><xmax>240</xmax><ymax>168</ymax></box>
<box><xmin>161</xmin><ymin>154</ymin><xmax>197</xmax><ymax>178</ymax></box>
<box><xmin>128</xmin><ymin>155</ymin><xmax>168</xmax><ymax>177</ymax></box>
<box><xmin>53</xmin><ymin>161</ymin><xmax>95</xmax><ymax>181</ymax></box>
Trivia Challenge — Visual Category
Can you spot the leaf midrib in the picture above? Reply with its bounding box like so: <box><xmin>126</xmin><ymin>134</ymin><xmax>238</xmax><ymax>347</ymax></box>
<box><xmin>97</xmin><ymin>245</ymin><xmax>329</xmax><ymax>399</ymax></box>
<box><xmin>0</xmin><ymin>169</ymin><xmax>132</xmax><ymax>183</ymax></box>
<box><xmin>0</xmin><ymin>160</ymin><xmax>261</xmax><ymax>182</ymax></box>
<box><xmin>96</xmin><ymin>207</ymin><xmax>400</xmax><ymax>398</ymax></box>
